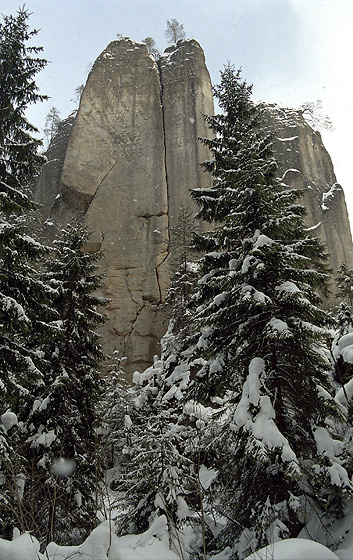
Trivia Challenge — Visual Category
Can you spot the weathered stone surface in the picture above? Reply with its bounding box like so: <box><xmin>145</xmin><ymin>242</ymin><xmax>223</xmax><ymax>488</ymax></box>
<box><xmin>263</xmin><ymin>105</ymin><xmax>353</xmax><ymax>294</ymax></box>
<box><xmin>33</xmin><ymin>38</ymin><xmax>214</xmax><ymax>375</ymax></box>
<box><xmin>61</xmin><ymin>39</ymin><xmax>170</xmax><ymax>373</ymax></box>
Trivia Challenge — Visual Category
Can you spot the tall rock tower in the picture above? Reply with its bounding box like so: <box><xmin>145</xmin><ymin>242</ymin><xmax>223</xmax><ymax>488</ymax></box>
<box><xmin>34</xmin><ymin>38</ymin><xmax>214</xmax><ymax>374</ymax></box>
<box><xmin>34</xmin><ymin>39</ymin><xmax>353</xmax><ymax>374</ymax></box>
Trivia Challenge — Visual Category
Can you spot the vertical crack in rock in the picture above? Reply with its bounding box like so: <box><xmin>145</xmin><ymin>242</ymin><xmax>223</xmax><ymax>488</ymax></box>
<box><xmin>156</xmin><ymin>60</ymin><xmax>170</xmax><ymax>304</ymax></box>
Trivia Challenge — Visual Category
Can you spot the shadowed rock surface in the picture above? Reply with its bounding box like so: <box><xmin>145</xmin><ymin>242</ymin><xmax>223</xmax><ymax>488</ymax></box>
<box><xmin>33</xmin><ymin>40</ymin><xmax>353</xmax><ymax>374</ymax></box>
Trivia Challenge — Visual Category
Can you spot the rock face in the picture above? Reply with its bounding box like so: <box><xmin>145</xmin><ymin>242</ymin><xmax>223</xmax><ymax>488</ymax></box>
<box><xmin>263</xmin><ymin>104</ymin><xmax>353</xmax><ymax>290</ymax></box>
<box><xmin>159</xmin><ymin>42</ymin><xmax>214</xmax><ymax>228</ymax></box>
<box><xmin>34</xmin><ymin>38</ymin><xmax>214</xmax><ymax>374</ymax></box>
<box><xmin>34</xmin><ymin>40</ymin><xmax>353</xmax><ymax>374</ymax></box>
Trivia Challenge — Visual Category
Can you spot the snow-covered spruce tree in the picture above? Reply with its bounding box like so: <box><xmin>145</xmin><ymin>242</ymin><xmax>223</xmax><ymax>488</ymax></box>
<box><xmin>0</xmin><ymin>6</ymin><xmax>49</xmax><ymax>409</ymax></box>
<box><xmin>23</xmin><ymin>222</ymin><xmax>106</xmax><ymax>546</ymax></box>
<box><xmin>98</xmin><ymin>350</ymin><xmax>139</xmax><ymax>521</ymax></box>
<box><xmin>0</xmin><ymin>8</ymin><xmax>52</xmax><ymax>538</ymax></box>
<box><xmin>332</xmin><ymin>266</ymin><xmax>353</xmax><ymax>502</ymax></box>
<box><xmin>188</xmin><ymin>66</ymin><xmax>351</xmax><ymax>555</ymax></box>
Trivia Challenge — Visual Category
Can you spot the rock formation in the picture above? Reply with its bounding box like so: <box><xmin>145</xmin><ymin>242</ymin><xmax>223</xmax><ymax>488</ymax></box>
<box><xmin>33</xmin><ymin>39</ymin><xmax>353</xmax><ymax>374</ymax></box>
<box><xmin>34</xmin><ymin>38</ymin><xmax>214</xmax><ymax>374</ymax></box>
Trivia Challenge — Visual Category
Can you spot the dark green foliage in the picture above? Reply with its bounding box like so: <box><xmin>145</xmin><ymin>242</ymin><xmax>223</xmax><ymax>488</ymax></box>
<box><xmin>23</xmin><ymin>222</ymin><xmax>106</xmax><ymax>545</ymax></box>
<box><xmin>332</xmin><ymin>265</ymin><xmax>353</xmax><ymax>386</ymax></box>
<box><xmin>332</xmin><ymin>301</ymin><xmax>353</xmax><ymax>386</ymax></box>
<box><xmin>0</xmin><ymin>220</ymin><xmax>50</xmax><ymax>409</ymax></box>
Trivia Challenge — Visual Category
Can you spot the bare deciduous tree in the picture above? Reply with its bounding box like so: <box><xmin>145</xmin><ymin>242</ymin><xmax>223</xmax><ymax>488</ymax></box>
<box><xmin>43</xmin><ymin>106</ymin><xmax>61</xmax><ymax>146</ymax></box>
<box><xmin>299</xmin><ymin>99</ymin><xmax>333</xmax><ymax>131</ymax></box>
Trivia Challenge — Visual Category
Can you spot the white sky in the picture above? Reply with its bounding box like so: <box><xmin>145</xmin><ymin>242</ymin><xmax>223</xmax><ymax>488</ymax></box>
<box><xmin>2</xmin><ymin>0</ymin><xmax>353</xmax><ymax>227</ymax></box>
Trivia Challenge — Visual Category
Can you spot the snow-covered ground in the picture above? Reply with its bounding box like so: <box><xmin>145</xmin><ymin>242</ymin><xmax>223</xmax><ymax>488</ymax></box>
<box><xmin>0</xmin><ymin>516</ymin><xmax>179</xmax><ymax>560</ymax></box>
<box><xmin>3</xmin><ymin>511</ymin><xmax>353</xmax><ymax>560</ymax></box>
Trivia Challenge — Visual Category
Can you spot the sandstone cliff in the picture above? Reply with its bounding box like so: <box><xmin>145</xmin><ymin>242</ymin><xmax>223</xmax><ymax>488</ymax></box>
<box><xmin>34</xmin><ymin>38</ymin><xmax>214</xmax><ymax>374</ymax></box>
<box><xmin>33</xmin><ymin>40</ymin><xmax>353</xmax><ymax>374</ymax></box>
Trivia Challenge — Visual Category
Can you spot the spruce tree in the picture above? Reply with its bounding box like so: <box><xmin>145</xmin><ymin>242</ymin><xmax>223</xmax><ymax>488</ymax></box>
<box><xmin>0</xmin><ymin>7</ymin><xmax>49</xmax><ymax>407</ymax></box>
<box><xmin>115</xmin><ymin>229</ymin><xmax>210</xmax><ymax>554</ymax></box>
<box><xmin>24</xmin><ymin>222</ymin><xmax>106</xmax><ymax>545</ymax></box>
<box><xmin>188</xmin><ymin>66</ymin><xmax>351</xmax><ymax>554</ymax></box>
<box><xmin>0</xmin><ymin>8</ymin><xmax>51</xmax><ymax>537</ymax></box>
<box><xmin>116</xmin><ymin>354</ymin><xmax>199</xmax><ymax>557</ymax></box>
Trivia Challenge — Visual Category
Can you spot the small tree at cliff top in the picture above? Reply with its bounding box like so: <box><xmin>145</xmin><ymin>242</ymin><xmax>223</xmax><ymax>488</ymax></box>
<box><xmin>142</xmin><ymin>37</ymin><xmax>159</xmax><ymax>59</ymax></box>
<box><xmin>299</xmin><ymin>99</ymin><xmax>333</xmax><ymax>131</ymax></box>
<box><xmin>188</xmin><ymin>65</ymin><xmax>350</xmax><ymax>555</ymax></box>
<box><xmin>43</xmin><ymin>106</ymin><xmax>61</xmax><ymax>147</ymax></box>
<box><xmin>165</xmin><ymin>19</ymin><xmax>185</xmax><ymax>44</ymax></box>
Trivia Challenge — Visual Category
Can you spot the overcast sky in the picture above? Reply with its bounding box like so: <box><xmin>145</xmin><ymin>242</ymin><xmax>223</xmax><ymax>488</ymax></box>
<box><xmin>2</xmin><ymin>0</ymin><xmax>353</xmax><ymax>226</ymax></box>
